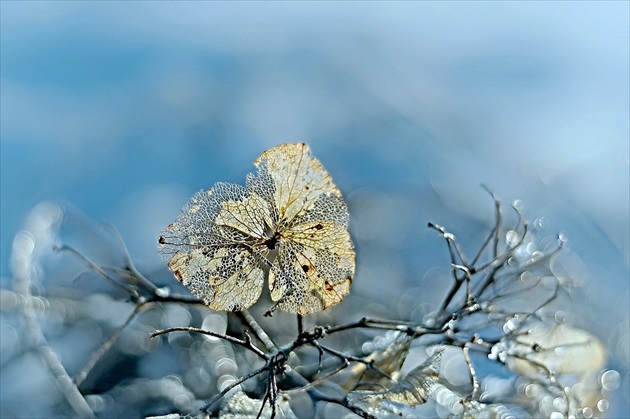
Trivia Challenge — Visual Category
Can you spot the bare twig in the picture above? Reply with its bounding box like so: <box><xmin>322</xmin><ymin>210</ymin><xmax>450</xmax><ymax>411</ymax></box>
<box><xmin>102</xmin><ymin>223</ymin><xmax>161</xmax><ymax>294</ymax></box>
<box><xmin>297</xmin><ymin>314</ymin><xmax>304</xmax><ymax>336</ymax></box>
<box><xmin>462</xmin><ymin>344</ymin><xmax>481</xmax><ymax>400</ymax></box>
<box><xmin>55</xmin><ymin>245</ymin><xmax>139</xmax><ymax>299</ymax></box>
<box><xmin>236</xmin><ymin>309</ymin><xmax>278</xmax><ymax>352</ymax></box>
<box><xmin>151</xmin><ymin>326</ymin><xmax>268</xmax><ymax>360</ymax></box>
<box><xmin>471</xmin><ymin>186</ymin><xmax>502</xmax><ymax>264</ymax></box>
<box><xmin>202</xmin><ymin>364</ymin><xmax>270</xmax><ymax>413</ymax></box>
<box><xmin>74</xmin><ymin>301</ymin><xmax>150</xmax><ymax>387</ymax></box>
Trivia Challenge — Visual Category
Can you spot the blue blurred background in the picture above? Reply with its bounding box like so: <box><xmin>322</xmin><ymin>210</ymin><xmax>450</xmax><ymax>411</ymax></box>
<box><xmin>1</xmin><ymin>1</ymin><xmax>628</xmax><ymax>416</ymax></box>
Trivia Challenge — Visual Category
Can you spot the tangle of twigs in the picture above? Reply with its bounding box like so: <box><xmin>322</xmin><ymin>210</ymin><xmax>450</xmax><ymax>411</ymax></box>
<box><xmin>4</xmin><ymin>194</ymin><xmax>610</xmax><ymax>419</ymax></box>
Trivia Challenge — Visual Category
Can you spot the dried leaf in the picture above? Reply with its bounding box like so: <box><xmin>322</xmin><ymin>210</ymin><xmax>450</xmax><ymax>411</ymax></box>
<box><xmin>386</xmin><ymin>347</ymin><xmax>442</xmax><ymax>406</ymax></box>
<box><xmin>347</xmin><ymin>347</ymin><xmax>444</xmax><ymax>414</ymax></box>
<box><xmin>218</xmin><ymin>390</ymin><xmax>296</xmax><ymax>419</ymax></box>
<box><xmin>159</xmin><ymin>143</ymin><xmax>355</xmax><ymax>315</ymax></box>
<box><xmin>345</xmin><ymin>331</ymin><xmax>413</xmax><ymax>391</ymax></box>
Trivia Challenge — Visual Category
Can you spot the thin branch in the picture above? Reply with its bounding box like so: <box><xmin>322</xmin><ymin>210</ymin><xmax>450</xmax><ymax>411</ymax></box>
<box><xmin>428</xmin><ymin>222</ymin><xmax>468</xmax><ymax>267</ymax></box>
<box><xmin>503</xmin><ymin>283</ymin><xmax>562</xmax><ymax>337</ymax></box>
<box><xmin>269</xmin><ymin>367</ymin><xmax>278</xmax><ymax>418</ymax></box>
<box><xmin>284</xmin><ymin>360</ymin><xmax>348</xmax><ymax>395</ymax></box>
<box><xmin>55</xmin><ymin>245</ymin><xmax>139</xmax><ymax>299</ymax></box>
<box><xmin>297</xmin><ymin>314</ymin><xmax>304</xmax><ymax>336</ymax></box>
<box><xmin>452</xmin><ymin>264</ymin><xmax>473</xmax><ymax>306</ymax></box>
<box><xmin>202</xmin><ymin>364</ymin><xmax>270</xmax><ymax>413</ymax></box>
<box><xmin>478</xmin><ymin>235</ymin><xmax>564</xmax><ymax>301</ymax></box>
<box><xmin>471</xmin><ymin>185</ymin><xmax>502</xmax><ymax>264</ymax></box>
<box><xmin>150</xmin><ymin>293</ymin><xmax>206</xmax><ymax>305</ymax></box>
<box><xmin>474</xmin><ymin>222</ymin><xmax>529</xmax><ymax>274</ymax></box>
<box><xmin>428</xmin><ymin>223</ymin><xmax>469</xmax><ymax>311</ymax></box>
<box><xmin>324</xmin><ymin>317</ymin><xmax>420</xmax><ymax>336</ymax></box>
<box><xmin>462</xmin><ymin>344</ymin><xmax>481</xmax><ymax>401</ymax></box>
<box><xmin>259</xmin><ymin>354</ymin><xmax>282</xmax><ymax>419</ymax></box>
<box><xmin>102</xmin><ymin>223</ymin><xmax>161</xmax><ymax>294</ymax></box>
<box><xmin>318</xmin><ymin>343</ymin><xmax>391</xmax><ymax>381</ymax></box>
<box><xmin>74</xmin><ymin>301</ymin><xmax>149</xmax><ymax>387</ymax></box>
<box><xmin>257</xmin><ymin>375</ymin><xmax>272</xmax><ymax>419</ymax></box>
<box><xmin>151</xmin><ymin>326</ymin><xmax>268</xmax><ymax>360</ymax></box>
<box><xmin>236</xmin><ymin>309</ymin><xmax>278</xmax><ymax>352</ymax></box>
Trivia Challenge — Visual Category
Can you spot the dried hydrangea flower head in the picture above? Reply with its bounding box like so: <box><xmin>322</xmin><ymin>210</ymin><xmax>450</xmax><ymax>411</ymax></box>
<box><xmin>159</xmin><ymin>143</ymin><xmax>355</xmax><ymax>315</ymax></box>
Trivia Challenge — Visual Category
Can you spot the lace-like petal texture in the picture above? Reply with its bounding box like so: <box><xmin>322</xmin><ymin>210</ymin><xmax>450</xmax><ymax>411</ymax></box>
<box><xmin>159</xmin><ymin>143</ymin><xmax>355</xmax><ymax>315</ymax></box>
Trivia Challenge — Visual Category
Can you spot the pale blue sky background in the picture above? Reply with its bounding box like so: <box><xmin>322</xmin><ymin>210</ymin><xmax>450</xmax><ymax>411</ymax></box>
<box><xmin>1</xmin><ymin>1</ymin><xmax>628</xmax><ymax>416</ymax></box>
